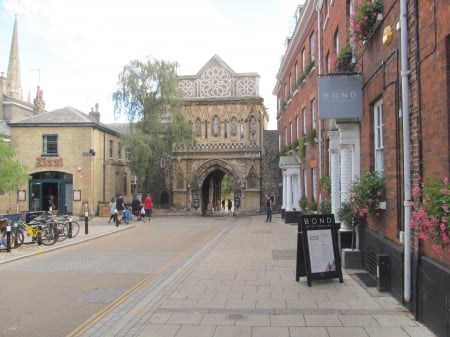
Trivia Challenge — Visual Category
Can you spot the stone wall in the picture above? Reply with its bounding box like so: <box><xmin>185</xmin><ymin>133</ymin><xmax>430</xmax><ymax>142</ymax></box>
<box><xmin>262</xmin><ymin>130</ymin><xmax>279</xmax><ymax>210</ymax></box>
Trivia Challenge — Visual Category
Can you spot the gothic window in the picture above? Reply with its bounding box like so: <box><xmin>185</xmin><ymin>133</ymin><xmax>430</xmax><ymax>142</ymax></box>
<box><xmin>195</xmin><ymin>118</ymin><xmax>201</xmax><ymax>137</ymax></box>
<box><xmin>205</xmin><ymin>120</ymin><xmax>208</xmax><ymax>138</ymax></box>
<box><xmin>224</xmin><ymin>120</ymin><xmax>228</xmax><ymax>138</ymax></box>
<box><xmin>231</xmin><ymin>117</ymin><xmax>237</xmax><ymax>136</ymax></box>
<box><xmin>250</xmin><ymin>116</ymin><xmax>257</xmax><ymax>138</ymax></box>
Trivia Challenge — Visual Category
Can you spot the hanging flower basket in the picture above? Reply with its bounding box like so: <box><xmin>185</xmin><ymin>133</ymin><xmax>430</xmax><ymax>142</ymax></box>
<box><xmin>331</xmin><ymin>44</ymin><xmax>354</xmax><ymax>73</ymax></box>
<box><xmin>350</xmin><ymin>0</ymin><xmax>383</xmax><ymax>43</ymax></box>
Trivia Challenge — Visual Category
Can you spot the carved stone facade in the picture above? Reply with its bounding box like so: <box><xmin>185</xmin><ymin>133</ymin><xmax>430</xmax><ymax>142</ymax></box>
<box><xmin>170</xmin><ymin>55</ymin><xmax>270</xmax><ymax>214</ymax></box>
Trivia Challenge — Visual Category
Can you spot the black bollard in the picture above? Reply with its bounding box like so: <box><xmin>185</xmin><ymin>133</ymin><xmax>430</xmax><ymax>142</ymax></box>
<box><xmin>6</xmin><ymin>224</ymin><xmax>11</xmax><ymax>252</ymax></box>
<box><xmin>84</xmin><ymin>212</ymin><xmax>89</xmax><ymax>235</ymax></box>
<box><xmin>68</xmin><ymin>217</ymin><xmax>73</xmax><ymax>238</ymax></box>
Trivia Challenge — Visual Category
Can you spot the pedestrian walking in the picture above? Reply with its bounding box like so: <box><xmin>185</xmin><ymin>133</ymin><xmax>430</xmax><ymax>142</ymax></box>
<box><xmin>116</xmin><ymin>194</ymin><xmax>125</xmax><ymax>223</ymax></box>
<box><xmin>265</xmin><ymin>194</ymin><xmax>272</xmax><ymax>222</ymax></box>
<box><xmin>108</xmin><ymin>197</ymin><xmax>117</xmax><ymax>224</ymax></box>
<box><xmin>227</xmin><ymin>199</ymin><xmax>232</xmax><ymax>215</ymax></box>
<box><xmin>144</xmin><ymin>193</ymin><xmax>153</xmax><ymax>222</ymax></box>
<box><xmin>131</xmin><ymin>196</ymin><xmax>141</xmax><ymax>220</ymax></box>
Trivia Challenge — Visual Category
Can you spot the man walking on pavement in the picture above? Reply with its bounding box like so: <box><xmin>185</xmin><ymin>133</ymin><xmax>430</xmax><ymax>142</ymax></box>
<box><xmin>265</xmin><ymin>194</ymin><xmax>272</xmax><ymax>222</ymax></box>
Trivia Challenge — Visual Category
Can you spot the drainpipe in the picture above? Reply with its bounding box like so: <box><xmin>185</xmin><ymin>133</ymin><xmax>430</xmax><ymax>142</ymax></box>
<box><xmin>315</xmin><ymin>0</ymin><xmax>323</xmax><ymax>192</ymax></box>
<box><xmin>400</xmin><ymin>0</ymin><xmax>412</xmax><ymax>302</ymax></box>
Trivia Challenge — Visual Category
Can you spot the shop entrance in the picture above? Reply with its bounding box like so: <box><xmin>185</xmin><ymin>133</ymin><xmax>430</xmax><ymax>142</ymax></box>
<box><xmin>29</xmin><ymin>171</ymin><xmax>73</xmax><ymax>214</ymax></box>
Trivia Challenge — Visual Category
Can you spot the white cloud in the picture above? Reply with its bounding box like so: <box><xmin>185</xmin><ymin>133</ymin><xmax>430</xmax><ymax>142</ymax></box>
<box><xmin>1</xmin><ymin>0</ymin><xmax>300</xmax><ymax>128</ymax></box>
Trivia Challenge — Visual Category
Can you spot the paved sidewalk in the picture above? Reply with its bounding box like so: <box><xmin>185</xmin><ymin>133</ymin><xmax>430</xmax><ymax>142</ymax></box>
<box><xmin>0</xmin><ymin>215</ymin><xmax>134</xmax><ymax>265</ymax></box>
<box><xmin>0</xmin><ymin>211</ymin><xmax>437</xmax><ymax>336</ymax></box>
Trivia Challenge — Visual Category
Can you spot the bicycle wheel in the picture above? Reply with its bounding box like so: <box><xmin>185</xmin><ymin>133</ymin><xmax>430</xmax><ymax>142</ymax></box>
<box><xmin>1</xmin><ymin>229</ymin><xmax>24</xmax><ymax>249</ymax></box>
<box><xmin>55</xmin><ymin>222</ymin><xmax>68</xmax><ymax>241</ymax></box>
<box><xmin>12</xmin><ymin>229</ymin><xmax>24</xmax><ymax>247</ymax></box>
<box><xmin>68</xmin><ymin>221</ymin><xmax>80</xmax><ymax>237</ymax></box>
<box><xmin>40</xmin><ymin>225</ymin><xmax>58</xmax><ymax>246</ymax></box>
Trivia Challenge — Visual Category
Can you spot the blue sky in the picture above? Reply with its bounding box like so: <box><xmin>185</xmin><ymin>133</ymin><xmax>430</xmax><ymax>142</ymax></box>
<box><xmin>0</xmin><ymin>0</ymin><xmax>301</xmax><ymax>129</ymax></box>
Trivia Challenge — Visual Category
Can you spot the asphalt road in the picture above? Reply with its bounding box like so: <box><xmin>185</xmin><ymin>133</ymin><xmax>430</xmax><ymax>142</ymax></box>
<box><xmin>0</xmin><ymin>216</ymin><xmax>225</xmax><ymax>337</ymax></box>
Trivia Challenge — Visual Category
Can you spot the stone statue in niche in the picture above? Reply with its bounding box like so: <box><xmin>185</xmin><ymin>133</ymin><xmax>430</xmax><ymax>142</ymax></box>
<box><xmin>213</xmin><ymin>116</ymin><xmax>220</xmax><ymax>137</ymax></box>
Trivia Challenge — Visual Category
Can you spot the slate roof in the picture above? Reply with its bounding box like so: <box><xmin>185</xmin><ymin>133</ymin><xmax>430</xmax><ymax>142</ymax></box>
<box><xmin>9</xmin><ymin>106</ymin><xmax>122</xmax><ymax>135</ymax></box>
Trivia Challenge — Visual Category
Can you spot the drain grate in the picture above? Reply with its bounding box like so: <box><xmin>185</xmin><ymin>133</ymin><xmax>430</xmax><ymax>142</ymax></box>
<box><xmin>78</xmin><ymin>288</ymin><xmax>125</xmax><ymax>304</ymax></box>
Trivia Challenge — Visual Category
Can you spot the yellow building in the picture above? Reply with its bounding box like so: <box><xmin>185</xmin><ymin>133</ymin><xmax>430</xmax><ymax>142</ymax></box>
<box><xmin>5</xmin><ymin>105</ymin><xmax>131</xmax><ymax>217</ymax></box>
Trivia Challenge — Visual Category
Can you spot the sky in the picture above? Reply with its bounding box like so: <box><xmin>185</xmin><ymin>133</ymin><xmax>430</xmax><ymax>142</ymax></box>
<box><xmin>0</xmin><ymin>0</ymin><xmax>301</xmax><ymax>130</ymax></box>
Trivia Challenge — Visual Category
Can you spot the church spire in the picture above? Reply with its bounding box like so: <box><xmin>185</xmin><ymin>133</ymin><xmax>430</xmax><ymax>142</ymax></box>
<box><xmin>7</xmin><ymin>16</ymin><xmax>22</xmax><ymax>100</ymax></box>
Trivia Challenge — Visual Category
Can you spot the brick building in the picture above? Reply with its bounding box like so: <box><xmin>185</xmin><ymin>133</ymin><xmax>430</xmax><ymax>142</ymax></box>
<box><xmin>274</xmin><ymin>0</ymin><xmax>450</xmax><ymax>335</ymax></box>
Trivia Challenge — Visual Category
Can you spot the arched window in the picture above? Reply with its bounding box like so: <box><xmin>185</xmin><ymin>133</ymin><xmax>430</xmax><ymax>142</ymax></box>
<box><xmin>195</xmin><ymin>118</ymin><xmax>201</xmax><ymax>137</ymax></box>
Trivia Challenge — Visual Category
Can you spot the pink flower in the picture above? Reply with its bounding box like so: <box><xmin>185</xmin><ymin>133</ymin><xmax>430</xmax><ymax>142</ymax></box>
<box><xmin>443</xmin><ymin>177</ymin><xmax>449</xmax><ymax>185</ymax></box>
<box><xmin>412</xmin><ymin>186</ymin><xmax>421</xmax><ymax>197</ymax></box>
<box><xmin>432</xmin><ymin>245</ymin><xmax>442</xmax><ymax>254</ymax></box>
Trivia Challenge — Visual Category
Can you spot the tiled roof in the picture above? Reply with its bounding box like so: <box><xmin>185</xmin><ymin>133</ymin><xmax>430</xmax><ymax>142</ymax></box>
<box><xmin>9</xmin><ymin>106</ymin><xmax>97</xmax><ymax>125</ymax></box>
<box><xmin>9</xmin><ymin>106</ymin><xmax>121</xmax><ymax>135</ymax></box>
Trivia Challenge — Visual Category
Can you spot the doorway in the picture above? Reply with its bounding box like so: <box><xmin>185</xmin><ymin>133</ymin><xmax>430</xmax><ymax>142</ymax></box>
<box><xmin>29</xmin><ymin>171</ymin><xmax>73</xmax><ymax>214</ymax></box>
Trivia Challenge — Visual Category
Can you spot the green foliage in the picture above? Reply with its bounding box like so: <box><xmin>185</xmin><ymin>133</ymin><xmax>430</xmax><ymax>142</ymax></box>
<box><xmin>305</xmin><ymin>128</ymin><xmax>316</xmax><ymax>143</ymax></box>
<box><xmin>298</xmin><ymin>137</ymin><xmax>306</xmax><ymax>160</ymax></box>
<box><xmin>113</xmin><ymin>58</ymin><xmax>195</xmax><ymax>191</ymax></box>
<box><xmin>350</xmin><ymin>0</ymin><xmax>383</xmax><ymax>43</ymax></box>
<box><xmin>332</xmin><ymin>44</ymin><xmax>354</xmax><ymax>73</ymax></box>
<box><xmin>307</xmin><ymin>200</ymin><xmax>318</xmax><ymax>212</ymax></box>
<box><xmin>299</xmin><ymin>197</ymin><xmax>308</xmax><ymax>210</ymax></box>
<box><xmin>0</xmin><ymin>140</ymin><xmax>30</xmax><ymax>193</ymax></box>
<box><xmin>319</xmin><ymin>176</ymin><xmax>331</xmax><ymax>194</ymax></box>
<box><xmin>338</xmin><ymin>200</ymin><xmax>357</xmax><ymax>226</ymax></box>
<box><xmin>113</xmin><ymin>58</ymin><xmax>182</xmax><ymax>123</ymax></box>
<box><xmin>339</xmin><ymin>171</ymin><xmax>386</xmax><ymax>226</ymax></box>
<box><xmin>221</xmin><ymin>175</ymin><xmax>234</xmax><ymax>198</ymax></box>
<box><xmin>319</xmin><ymin>198</ymin><xmax>332</xmax><ymax>214</ymax></box>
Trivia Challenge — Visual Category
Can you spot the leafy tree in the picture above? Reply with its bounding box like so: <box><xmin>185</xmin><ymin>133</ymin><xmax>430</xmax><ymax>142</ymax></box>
<box><xmin>113</xmin><ymin>58</ymin><xmax>195</xmax><ymax>191</ymax></box>
<box><xmin>0</xmin><ymin>139</ymin><xmax>30</xmax><ymax>193</ymax></box>
<box><xmin>221</xmin><ymin>175</ymin><xmax>234</xmax><ymax>199</ymax></box>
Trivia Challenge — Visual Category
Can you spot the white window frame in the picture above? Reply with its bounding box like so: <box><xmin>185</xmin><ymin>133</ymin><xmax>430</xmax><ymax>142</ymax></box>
<box><xmin>374</xmin><ymin>99</ymin><xmax>384</xmax><ymax>174</ymax></box>
<box><xmin>310</xmin><ymin>32</ymin><xmax>315</xmax><ymax>62</ymax></box>
<box><xmin>302</xmin><ymin>108</ymin><xmax>307</xmax><ymax>136</ymax></box>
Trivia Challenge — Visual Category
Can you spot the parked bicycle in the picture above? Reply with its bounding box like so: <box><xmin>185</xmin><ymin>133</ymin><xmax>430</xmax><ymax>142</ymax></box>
<box><xmin>0</xmin><ymin>218</ymin><xmax>24</xmax><ymax>250</ymax></box>
<box><xmin>15</xmin><ymin>217</ymin><xmax>58</xmax><ymax>246</ymax></box>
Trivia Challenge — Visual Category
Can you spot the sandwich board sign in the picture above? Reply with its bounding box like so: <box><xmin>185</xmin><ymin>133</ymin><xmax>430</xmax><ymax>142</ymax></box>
<box><xmin>296</xmin><ymin>214</ymin><xmax>343</xmax><ymax>286</ymax></box>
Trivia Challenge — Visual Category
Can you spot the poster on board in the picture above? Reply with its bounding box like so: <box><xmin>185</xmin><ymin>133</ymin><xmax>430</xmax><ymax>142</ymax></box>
<box><xmin>297</xmin><ymin>214</ymin><xmax>343</xmax><ymax>286</ymax></box>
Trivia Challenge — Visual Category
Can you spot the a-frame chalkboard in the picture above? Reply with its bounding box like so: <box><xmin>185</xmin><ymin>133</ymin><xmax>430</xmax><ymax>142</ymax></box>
<box><xmin>296</xmin><ymin>214</ymin><xmax>343</xmax><ymax>286</ymax></box>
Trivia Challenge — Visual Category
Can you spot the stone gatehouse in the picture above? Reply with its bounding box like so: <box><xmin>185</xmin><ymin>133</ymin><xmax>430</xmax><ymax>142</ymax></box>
<box><xmin>168</xmin><ymin>55</ymin><xmax>272</xmax><ymax>214</ymax></box>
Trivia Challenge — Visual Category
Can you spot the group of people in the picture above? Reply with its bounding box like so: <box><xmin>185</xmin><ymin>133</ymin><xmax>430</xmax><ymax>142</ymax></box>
<box><xmin>108</xmin><ymin>193</ymin><xmax>153</xmax><ymax>225</ymax></box>
<box><xmin>220</xmin><ymin>199</ymin><xmax>233</xmax><ymax>215</ymax></box>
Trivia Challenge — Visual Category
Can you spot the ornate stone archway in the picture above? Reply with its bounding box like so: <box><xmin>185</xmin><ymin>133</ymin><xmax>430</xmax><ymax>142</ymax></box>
<box><xmin>168</xmin><ymin>55</ymin><xmax>269</xmax><ymax>214</ymax></box>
